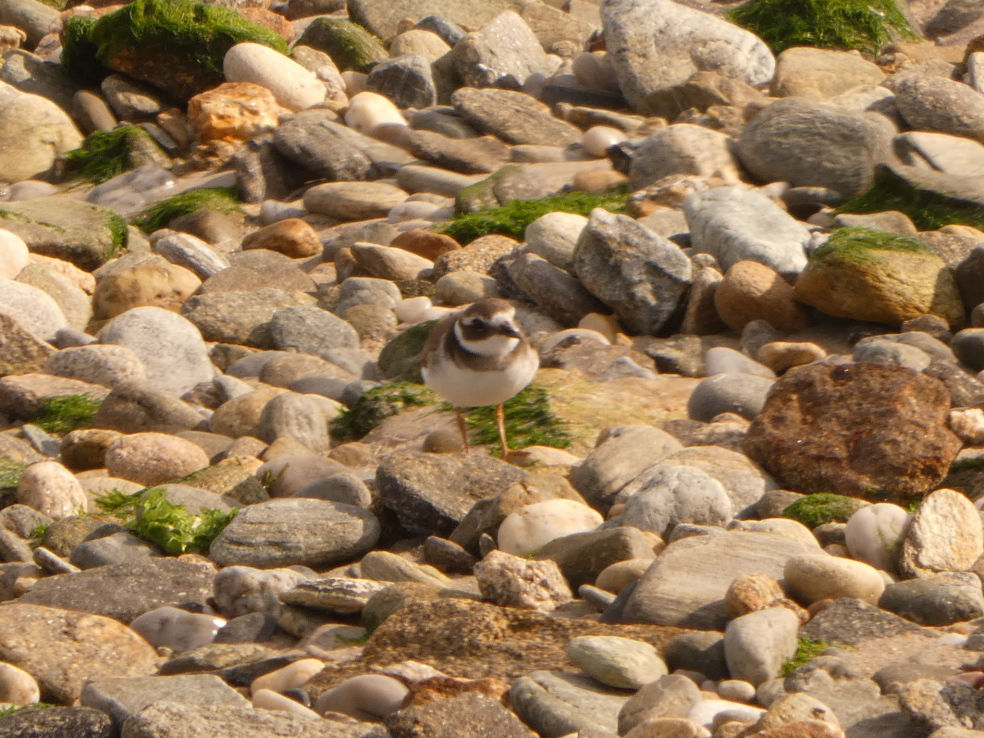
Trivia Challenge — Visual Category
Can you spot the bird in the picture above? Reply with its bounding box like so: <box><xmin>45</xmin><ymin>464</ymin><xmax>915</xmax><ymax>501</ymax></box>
<box><xmin>421</xmin><ymin>298</ymin><xmax>539</xmax><ymax>459</ymax></box>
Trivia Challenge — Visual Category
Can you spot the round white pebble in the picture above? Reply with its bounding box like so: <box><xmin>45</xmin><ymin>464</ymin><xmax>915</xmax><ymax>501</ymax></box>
<box><xmin>498</xmin><ymin>499</ymin><xmax>603</xmax><ymax>557</ymax></box>
<box><xmin>581</xmin><ymin>126</ymin><xmax>626</xmax><ymax>158</ymax></box>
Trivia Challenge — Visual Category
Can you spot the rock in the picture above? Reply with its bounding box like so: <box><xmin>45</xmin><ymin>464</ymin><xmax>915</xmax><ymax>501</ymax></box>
<box><xmin>474</xmin><ymin>549</ymin><xmax>573</xmax><ymax>611</ymax></box>
<box><xmin>536</xmin><ymin>525</ymin><xmax>656</xmax><ymax>590</ymax></box>
<box><xmin>250</xmin><ymin>658</ymin><xmax>324</xmax><ymax>695</ymax></box>
<box><xmin>242</xmin><ymin>219</ymin><xmax>321</xmax><ymax>259</ymax></box>
<box><xmin>618</xmin><ymin>673</ymin><xmax>703</xmax><ymax>734</ymax></box>
<box><xmin>152</xmin><ymin>231</ymin><xmax>231</xmax><ymax>280</ymax></box>
<box><xmin>303</xmin><ymin>182</ymin><xmax>408</xmax><ymax>221</ymax></box>
<box><xmin>16</xmin><ymin>461</ymin><xmax>88</xmax><ymax>520</ymax></box>
<box><xmin>601</xmin><ymin>0</ymin><xmax>773</xmax><ymax>113</ymax></box>
<box><xmin>280</xmin><ymin>577</ymin><xmax>387</xmax><ymax>614</ymax></box>
<box><xmin>623</xmin><ymin>530</ymin><xmax>818</xmax><ymax>628</ymax></box>
<box><xmin>451</xmin><ymin>87</ymin><xmax>582</xmax><ymax>147</ymax></box>
<box><xmin>92</xmin><ymin>255</ymin><xmax>201</xmax><ymax>320</ymax></box>
<box><xmin>377</xmin><ymin>453</ymin><xmax>525</xmax><ymax>537</ymax></box>
<box><xmin>208</xmin><ymin>498</ymin><xmax>380</xmax><ymax>569</ymax></box>
<box><xmin>687</xmin><ymin>373</ymin><xmax>775</xmax><ymax>422</ymax></box>
<box><xmin>103</xmin><ymin>432</ymin><xmax>210</xmax><ymax>486</ymax></box>
<box><xmin>223</xmin><ymin>42</ymin><xmax>324</xmax><ymax>111</ymax></box>
<box><xmin>895</xmin><ymin>75</ymin><xmax>984</xmax><ymax>143</ymax></box>
<box><xmin>0</xmin><ymin>229</ymin><xmax>29</xmax><ymax>280</ymax></box>
<box><xmin>0</xmin><ymin>661</ymin><xmax>39</xmax><ymax>705</ymax></box>
<box><xmin>794</xmin><ymin>228</ymin><xmax>965</xmax><ymax>328</ymax></box>
<box><xmin>844</xmin><ymin>503</ymin><xmax>909</xmax><ymax>573</ymax></box>
<box><xmin>525</xmin><ymin>212</ymin><xmax>586</xmax><ymax>272</ymax></box>
<box><xmin>342</xmin><ymin>90</ymin><xmax>407</xmax><ymax>134</ymax></box>
<box><xmin>99</xmin><ymin>306</ymin><xmax>214</xmax><ymax>397</ymax></box>
<box><xmin>724</xmin><ymin>606</ymin><xmax>800</xmax><ymax>686</ymax></box>
<box><xmin>295</xmin><ymin>17</ymin><xmax>388</xmax><ymax>73</ymax></box>
<box><xmin>314</xmin><ymin>674</ymin><xmax>409</xmax><ymax>720</ymax></box>
<box><xmin>571</xmin><ymin>425</ymin><xmax>684</xmax><ymax>508</ymax></box>
<box><xmin>180</xmin><ymin>288</ymin><xmax>317</xmax><ymax>347</ymax></box>
<box><xmin>0</xmin><ymin>83</ymin><xmax>82</xmax><ymax>182</ymax></box>
<box><xmin>899</xmin><ymin>488</ymin><xmax>983</xmax><ymax>578</ymax></box>
<box><xmin>511</xmin><ymin>670</ymin><xmax>628</xmax><ymax>736</ymax></box>
<box><xmin>350</xmin><ymin>242</ymin><xmax>433</xmax><ymax>280</ymax></box>
<box><xmin>387</xmin><ymin>692</ymin><xmax>536</xmax><ymax>738</ymax></box>
<box><xmin>91</xmin><ymin>381</ymin><xmax>206</xmax><ymax>434</ymax></box>
<box><xmin>497</xmin><ymin>499</ymin><xmax>603</xmax><ymax>557</ymax></box>
<box><xmin>15</xmin><ymin>262</ymin><xmax>91</xmax><ymax>334</ymax></box>
<box><xmin>770</xmin><ymin>47</ymin><xmax>884</xmax><ymax>100</ymax></box>
<box><xmin>0</xmin><ymin>603</ymin><xmax>157</xmax><ymax>703</ymax></box>
<box><xmin>125</xmin><ymin>701</ymin><xmax>366</xmax><ymax>738</ymax></box>
<box><xmin>572</xmin><ymin>208</ymin><xmax>691</xmax><ymax>334</ymax></box>
<box><xmin>879</xmin><ymin>572</ymin><xmax>984</xmax><ymax>626</ymax></box>
<box><xmin>451</xmin><ymin>11</ymin><xmax>557</xmax><ymax>88</ymax></box>
<box><xmin>714</xmin><ymin>260</ymin><xmax>811</xmax><ymax>333</ymax></box>
<box><xmin>130</xmin><ymin>606</ymin><xmax>224</xmax><ymax>652</ymax></box>
<box><xmin>81</xmin><ymin>674</ymin><xmax>248</xmax><ymax>725</ymax></box>
<box><xmin>213</xmin><ymin>565</ymin><xmax>311</xmax><ymax>618</ymax></box>
<box><xmin>736</xmin><ymin>97</ymin><xmax>896</xmax><ymax>198</ymax></box>
<box><xmin>0</xmin><ymin>278</ymin><xmax>66</xmax><ymax>342</ymax></box>
<box><xmin>783</xmin><ymin>553</ymin><xmax>886</xmax><ymax>605</ymax></box>
<box><xmin>744</xmin><ymin>363</ymin><xmax>960</xmax><ymax>500</ymax></box>
<box><xmin>367</xmin><ymin>54</ymin><xmax>436</xmax><ymax>109</ymax></box>
<box><xmin>17</xmin><ymin>557</ymin><xmax>215</xmax><ymax>623</ymax></box>
<box><xmin>45</xmin><ymin>345</ymin><xmax>143</xmax><ymax>389</ymax></box>
<box><xmin>684</xmin><ymin>187</ymin><xmax>810</xmax><ymax>278</ymax></box>
<box><xmin>0</xmin><ymin>706</ymin><xmax>113</xmax><ymax>737</ymax></box>
<box><xmin>629</xmin><ymin>124</ymin><xmax>741</xmax><ymax>189</ymax></box>
<box><xmin>567</xmin><ymin>635</ymin><xmax>668</xmax><ymax>690</ymax></box>
<box><xmin>617</xmin><ymin>464</ymin><xmax>733</xmax><ymax>538</ymax></box>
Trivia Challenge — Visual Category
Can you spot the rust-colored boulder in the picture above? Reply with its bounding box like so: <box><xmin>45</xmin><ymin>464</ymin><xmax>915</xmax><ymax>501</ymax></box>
<box><xmin>743</xmin><ymin>362</ymin><xmax>961</xmax><ymax>501</ymax></box>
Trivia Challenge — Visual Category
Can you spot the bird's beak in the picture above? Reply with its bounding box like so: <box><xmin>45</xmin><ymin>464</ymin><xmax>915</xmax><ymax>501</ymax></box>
<box><xmin>498</xmin><ymin>324</ymin><xmax>521</xmax><ymax>338</ymax></box>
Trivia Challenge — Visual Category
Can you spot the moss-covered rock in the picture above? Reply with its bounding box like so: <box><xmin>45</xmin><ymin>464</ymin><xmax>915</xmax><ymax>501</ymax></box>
<box><xmin>295</xmin><ymin>18</ymin><xmax>387</xmax><ymax>74</ymax></box>
<box><xmin>782</xmin><ymin>492</ymin><xmax>867</xmax><ymax>528</ymax></box>
<box><xmin>794</xmin><ymin>226</ymin><xmax>965</xmax><ymax>327</ymax></box>
<box><xmin>441</xmin><ymin>187</ymin><xmax>629</xmax><ymax>244</ymax></box>
<box><xmin>331</xmin><ymin>382</ymin><xmax>438</xmax><ymax>441</ymax></box>
<box><xmin>63</xmin><ymin>0</ymin><xmax>288</xmax><ymax>101</ymax></box>
<box><xmin>837</xmin><ymin>164</ymin><xmax>984</xmax><ymax>231</ymax></box>
<box><xmin>64</xmin><ymin>125</ymin><xmax>169</xmax><ymax>184</ymax></box>
<box><xmin>729</xmin><ymin>0</ymin><xmax>918</xmax><ymax>56</ymax></box>
<box><xmin>376</xmin><ymin>320</ymin><xmax>437</xmax><ymax>381</ymax></box>
<box><xmin>60</xmin><ymin>16</ymin><xmax>104</xmax><ymax>87</ymax></box>
<box><xmin>133</xmin><ymin>187</ymin><xmax>242</xmax><ymax>234</ymax></box>
<box><xmin>0</xmin><ymin>195</ymin><xmax>127</xmax><ymax>270</ymax></box>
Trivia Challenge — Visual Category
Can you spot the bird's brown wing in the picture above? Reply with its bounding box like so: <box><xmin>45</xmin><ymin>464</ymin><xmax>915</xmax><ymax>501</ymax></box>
<box><xmin>419</xmin><ymin>312</ymin><xmax>456</xmax><ymax>370</ymax></box>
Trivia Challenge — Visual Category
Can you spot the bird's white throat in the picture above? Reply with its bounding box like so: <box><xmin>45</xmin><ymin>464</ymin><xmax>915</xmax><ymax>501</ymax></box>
<box><xmin>454</xmin><ymin>320</ymin><xmax>520</xmax><ymax>357</ymax></box>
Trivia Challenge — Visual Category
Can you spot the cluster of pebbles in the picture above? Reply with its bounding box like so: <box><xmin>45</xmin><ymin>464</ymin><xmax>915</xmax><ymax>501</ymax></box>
<box><xmin>2</xmin><ymin>0</ymin><xmax>984</xmax><ymax>735</ymax></box>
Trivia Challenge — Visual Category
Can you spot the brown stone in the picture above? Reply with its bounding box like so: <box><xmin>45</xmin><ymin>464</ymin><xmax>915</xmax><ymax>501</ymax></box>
<box><xmin>432</xmin><ymin>234</ymin><xmax>519</xmax><ymax>278</ymax></box>
<box><xmin>0</xmin><ymin>313</ymin><xmax>55</xmax><ymax>377</ymax></box>
<box><xmin>187</xmin><ymin>82</ymin><xmax>288</xmax><ymax>145</ymax></box>
<box><xmin>242</xmin><ymin>218</ymin><xmax>322</xmax><ymax>258</ymax></box>
<box><xmin>743</xmin><ymin>362</ymin><xmax>961</xmax><ymax>500</ymax></box>
<box><xmin>0</xmin><ymin>603</ymin><xmax>157</xmax><ymax>704</ymax></box>
<box><xmin>60</xmin><ymin>428</ymin><xmax>122</xmax><ymax>471</ymax></box>
<box><xmin>92</xmin><ymin>256</ymin><xmax>201</xmax><ymax>320</ymax></box>
<box><xmin>714</xmin><ymin>260</ymin><xmax>811</xmax><ymax>333</ymax></box>
<box><xmin>390</xmin><ymin>229</ymin><xmax>461</xmax><ymax>261</ymax></box>
<box><xmin>0</xmin><ymin>373</ymin><xmax>109</xmax><ymax>420</ymax></box>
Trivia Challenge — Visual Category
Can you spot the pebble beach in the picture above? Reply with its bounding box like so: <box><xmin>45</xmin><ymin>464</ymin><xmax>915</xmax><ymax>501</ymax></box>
<box><xmin>2</xmin><ymin>0</ymin><xmax>984</xmax><ymax>736</ymax></box>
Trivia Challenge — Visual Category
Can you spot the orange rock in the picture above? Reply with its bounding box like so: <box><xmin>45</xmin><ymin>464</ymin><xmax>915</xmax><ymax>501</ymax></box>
<box><xmin>187</xmin><ymin>82</ymin><xmax>288</xmax><ymax>145</ymax></box>
<box><xmin>243</xmin><ymin>219</ymin><xmax>323</xmax><ymax>259</ymax></box>
<box><xmin>390</xmin><ymin>229</ymin><xmax>461</xmax><ymax>260</ymax></box>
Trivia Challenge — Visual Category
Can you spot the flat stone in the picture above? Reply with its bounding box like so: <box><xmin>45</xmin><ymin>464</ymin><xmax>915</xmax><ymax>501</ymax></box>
<box><xmin>0</xmin><ymin>603</ymin><xmax>157</xmax><ymax>704</ymax></box>
<box><xmin>81</xmin><ymin>674</ymin><xmax>247</xmax><ymax>726</ymax></box>
<box><xmin>451</xmin><ymin>87</ymin><xmax>581</xmax><ymax>147</ymax></box>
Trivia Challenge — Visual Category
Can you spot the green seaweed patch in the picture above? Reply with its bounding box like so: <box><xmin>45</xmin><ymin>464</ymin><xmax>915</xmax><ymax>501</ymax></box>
<box><xmin>458</xmin><ymin>385</ymin><xmax>572</xmax><ymax>457</ymax></box>
<box><xmin>782</xmin><ymin>637</ymin><xmax>831</xmax><ymax>676</ymax></box>
<box><xmin>950</xmin><ymin>457</ymin><xmax>984</xmax><ymax>472</ymax></box>
<box><xmin>88</xmin><ymin>0</ymin><xmax>288</xmax><ymax>78</ymax></box>
<box><xmin>0</xmin><ymin>458</ymin><xmax>27</xmax><ymax>490</ymax></box>
<box><xmin>296</xmin><ymin>18</ymin><xmax>387</xmax><ymax>73</ymax></box>
<box><xmin>809</xmin><ymin>226</ymin><xmax>932</xmax><ymax>267</ymax></box>
<box><xmin>782</xmin><ymin>492</ymin><xmax>864</xmax><ymax>528</ymax></box>
<box><xmin>729</xmin><ymin>0</ymin><xmax>917</xmax><ymax>56</ymax></box>
<box><xmin>64</xmin><ymin>125</ymin><xmax>159</xmax><ymax>184</ymax></box>
<box><xmin>30</xmin><ymin>523</ymin><xmax>50</xmax><ymax>540</ymax></box>
<box><xmin>107</xmin><ymin>211</ymin><xmax>129</xmax><ymax>256</ymax></box>
<box><xmin>836</xmin><ymin>167</ymin><xmax>984</xmax><ymax>230</ymax></box>
<box><xmin>438</xmin><ymin>189</ymin><xmax>629</xmax><ymax>245</ymax></box>
<box><xmin>0</xmin><ymin>704</ymin><xmax>56</xmax><ymax>719</ymax></box>
<box><xmin>33</xmin><ymin>394</ymin><xmax>103</xmax><ymax>435</ymax></box>
<box><xmin>134</xmin><ymin>187</ymin><xmax>241</xmax><ymax>233</ymax></box>
<box><xmin>61</xmin><ymin>15</ymin><xmax>106</xmax><ymax>87</ymax></box>
<box><xmin>95</xmin><ymin>486</ymin><xmax>237</xmax><ymax>555</ymax></box>
<box><xmin>331</xmin><ymin>382</ymin><xmax>439</xmax><ymax>441</ymax></box>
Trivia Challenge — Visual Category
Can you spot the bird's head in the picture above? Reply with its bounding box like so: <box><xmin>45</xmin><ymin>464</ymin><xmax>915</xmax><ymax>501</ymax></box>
<box><xmin>454</xmin><ymin>299</ymin><xmax>524</xmax><ymax>357</ymax></box>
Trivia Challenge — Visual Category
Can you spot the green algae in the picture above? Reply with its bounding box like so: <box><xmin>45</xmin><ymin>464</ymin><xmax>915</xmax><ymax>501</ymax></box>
<box><xmin>133</xmin><ymin>187</ymin><xmax>241</xmax><ymax>234</ymax></box>
<box><xmin>34</xmin><ymin>394</ymin><xmax>103</xmax><ymax>435</ymax></box>
<box><xmin>439</xmin><ymin>189</ymin><xmax>629</xmax><ymax>245</ymax></box>
<box><xmin>296</xmin><ymin>18</ymin><xmax>387</xmax><ymax>73</ymax></box>
<box><xmin>810</xmin><ymin>226</ymin><xmax>932</xmax><ymax>268</ymax></box>
<box><xmin>330</xmin><ymin>382</ymin><xmax>438</xmax><ymax>441</ymax></box>
<box><xmin>782</xmin><ymin>637</ymin><xmax>831</xmax><ymax>676</ymax></box>
<box><xmin>836</xmin><ymin>166</ymin><xmax>984</xmax><ymax>231</ymax></box>
<box><xmin>729</xmin><ymin>0</ymin><xmax>918</xmax><ymax>56</ymax></box>
<box><xmin>64</xmin><ymin>125</ymin><xmax>161</xmax><ymax>184</ymax></box>
<box><xmin>459</xmin><ymin>385</ymin><xmax>572</xmax><ymax>456</ymax></box>
<box><xmin>782</xmin><ymin>492</ymin><xmax>864</xmax><ymax>528</ymax></box>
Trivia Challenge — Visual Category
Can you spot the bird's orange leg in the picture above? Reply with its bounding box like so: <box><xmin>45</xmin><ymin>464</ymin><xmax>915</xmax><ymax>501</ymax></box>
<box><xmin>455</xmin><ymin>408</ymin><xmax>470</xmax><ymax>454</ymax></box>
<box><xmin>495</xmin><ymin>403</ymin><xmax>510</xmax><ymax>460</ymax></box>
